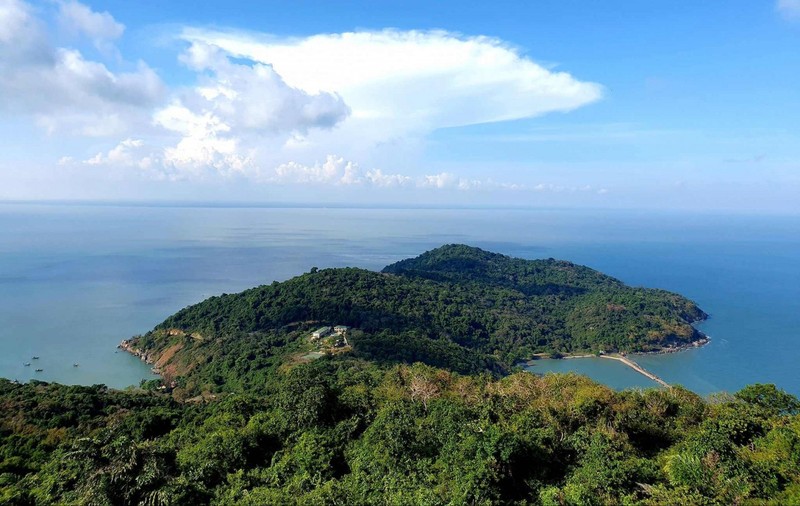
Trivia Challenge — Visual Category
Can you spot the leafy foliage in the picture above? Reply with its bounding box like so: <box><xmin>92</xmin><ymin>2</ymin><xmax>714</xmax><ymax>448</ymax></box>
<box><xmin>3</xmin><ymin>368</ymin><xmax>800</xmax><ymax>505</ymax></box>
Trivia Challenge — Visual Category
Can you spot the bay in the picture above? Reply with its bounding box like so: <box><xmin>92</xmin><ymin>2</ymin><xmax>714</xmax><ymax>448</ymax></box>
<box><xmin>1</xmin><ymin>203</ymin><xmax>798</xmax><ymax>395</ymax></box>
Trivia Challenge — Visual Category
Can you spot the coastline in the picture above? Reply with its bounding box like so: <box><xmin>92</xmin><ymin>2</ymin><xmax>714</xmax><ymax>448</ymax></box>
<box><xmin>523</xmin><ymin>335</ymin><xmax>711</xmax><ymax>363</ymax></box>
<box><xmin>118</xmin><ymin>339</ymin><xmax>160</xmax><ymax>375</ymax></box>
<box><xmin>628</xmin><ymin>335</ymin><xmax>711</xmax><ymax>356</ymax></box>
<box><xmin>522</xmin><ymin>334</ymin><xmax>711</xmax><ymax>388</ymax></box>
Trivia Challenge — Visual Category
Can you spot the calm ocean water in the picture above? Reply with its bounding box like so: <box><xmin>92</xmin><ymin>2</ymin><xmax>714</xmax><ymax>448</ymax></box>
<box><xmin>1</xmin><ymin>203</ymin><xmax>798</xmax><ymax>395</ymax></box>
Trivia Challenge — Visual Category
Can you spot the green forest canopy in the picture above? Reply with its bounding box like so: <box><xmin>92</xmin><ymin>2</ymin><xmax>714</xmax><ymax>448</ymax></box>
<box><xmin>131</xmin><ymin>244</ymin><xmax>707</xmax><ymax>391</ymax></box>
<box><xmin>3</xmin><ymin>367</ymin><xmax>800</xmax><ymax>505</ymax></box>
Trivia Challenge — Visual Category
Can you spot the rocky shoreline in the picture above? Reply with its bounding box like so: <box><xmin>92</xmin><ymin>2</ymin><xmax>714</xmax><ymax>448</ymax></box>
<box><xmin>635</xmin><ymin>335</ymin><xmax>710</xmax><ymax>356</ymax></box>
<box><xmin>118</xmin><ymin>339</ymin><xmax>160</xmax><ymax>374</ymax></box>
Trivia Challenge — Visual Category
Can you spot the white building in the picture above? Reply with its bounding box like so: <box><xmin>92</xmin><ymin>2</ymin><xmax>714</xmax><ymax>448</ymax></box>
<box><xmin>312</xmin><ymin>326</ymin><xmax>332</xmax><ymax>339</ymax></box>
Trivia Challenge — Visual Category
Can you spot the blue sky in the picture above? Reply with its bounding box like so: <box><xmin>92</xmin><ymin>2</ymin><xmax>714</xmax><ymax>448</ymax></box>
<box><xmin>1</xmin><ymin>0</ymin><xmax>799</xmax><ymax>211</ymax></box>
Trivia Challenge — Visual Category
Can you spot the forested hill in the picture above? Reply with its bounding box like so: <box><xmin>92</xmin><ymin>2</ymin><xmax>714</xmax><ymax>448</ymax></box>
<box><xmin>382</xmin><ymin>243</ymin><xmax>625</xmax><ymax>295</ymax></box>
<box><xmin>128</xmin><ymin>245</ymin><xmax>706</xmax><ymax>388</ymax></box>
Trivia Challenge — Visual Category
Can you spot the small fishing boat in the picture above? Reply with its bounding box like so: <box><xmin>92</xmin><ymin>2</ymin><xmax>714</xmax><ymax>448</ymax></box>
<box><xmin>23</xmin><ymin>362</ymin><xmax>31</xmax><ymax>366</ymax></box>
<box><xmin>35</xmin><ymin>368</ymin><xmax>43</xmax><ymax>372</ymax></box>
<box><xmin>73</xmin><ymin>363</ymin><xmax>79</xmax><ymax>367</ymax></box>
<box><xmin>32</xmin><ymin>356</ymin><xmax>40</xmax><ymax>360</ymax></box>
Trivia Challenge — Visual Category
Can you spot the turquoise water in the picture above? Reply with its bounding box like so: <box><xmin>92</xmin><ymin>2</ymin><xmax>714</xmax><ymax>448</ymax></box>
<box><xmin>524</xmin><ymin>357</ymin><xmax>658</xmax><ymax>391</ymax></box>
<box><xmin>1</xmin><ymin>203</ymin><xmax>798</xmax><ymax>395</ymax></box>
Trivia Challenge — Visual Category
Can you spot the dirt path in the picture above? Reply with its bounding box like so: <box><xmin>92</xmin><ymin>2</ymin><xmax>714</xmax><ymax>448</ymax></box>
<box><xmin>601</xmin><ymin>354</ymin><xmax>671</xmax><ymax>388</ymax></box>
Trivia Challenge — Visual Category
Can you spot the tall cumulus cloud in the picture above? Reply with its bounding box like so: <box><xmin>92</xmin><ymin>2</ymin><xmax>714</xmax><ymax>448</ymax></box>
<box><xmin>139</xmin><ymin>28</ymin><xmax>602</xmax><ymax>182</ymax></box>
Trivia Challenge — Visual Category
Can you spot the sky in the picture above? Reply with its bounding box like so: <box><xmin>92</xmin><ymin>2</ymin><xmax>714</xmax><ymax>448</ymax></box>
<box><xmin>0</xmin><ymin>0</ymin><xmax>799</xmax><ymax>211</ymax></box>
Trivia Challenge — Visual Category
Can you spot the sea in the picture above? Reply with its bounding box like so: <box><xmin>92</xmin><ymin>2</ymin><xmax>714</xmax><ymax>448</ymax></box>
<box><xmin>1</xmin><ymin>203</ymin><xmax>799</xmax><ymax>396</ymax></box>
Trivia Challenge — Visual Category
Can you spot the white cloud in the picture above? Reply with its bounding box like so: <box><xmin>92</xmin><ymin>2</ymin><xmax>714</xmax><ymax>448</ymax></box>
<box><xmin>532</xmin><ymin>183</ymin><xmax>604</xmax><ymax>194</ymax></box>
<box><xmin>419</xmin><ymin>172</ymin><xmax>530</xmax><ymax>191</ymax></box>
<box><xmin>77</xmin><ymin>144</ymin><xmax>607</xmax><ymax>198</ymax></box>
<box><xmin>129</xmin><ymin>28</ymin><xmax>601</xmax><ymax>182</ymax></box>
<box><xmin>272</xmin><ymin>156</ymin><xmax>348</xmax><ymax>184</ymax></box>
<box><xmin>57</xmin><ymin>0</ymin><xmax>124</xmax><ymax>50</ymax></box>
<box><xmin>85</xmin><ymin>138</ymin><xmax>153</xmax><ymax>169</ymax></box>
<box><xmin>0</xmin><ymin>0</ymin><xmax>51</xmax><ymax>62</ymax></box>
<box><xmin>181</xmin><ymin>29</ymin><xmax>602</xmax><ymax>135</ymax></box>
<box><xmin>268</xmin><ymin>155</ymin><xmax>411</xmax><ymax>187</ymax></box>
<box><xmin>263</xmin><ymin>157</ymin><xmax>531</xmax><ymax>191</ymax></box>
<box><xmin>3</xmin><ymin>1</ymin><xmax>605</xmax><ymax>196</ymax></box>
<box><xmin>0</xmin><ymin>0</ymin><xmax>164</xmax><ymax>135</ymax></box>
<box><xmin>127</xmin><ymin>41</ymin><xmax>351</xmax><ymax>179</ymax></box>
<box><xmin>421</xmin><ymin>172</ymin><xmax>460</xmax><ymax>189</ymax></box>
<box><xmin>178</xmin><ymin>42</ymin><xmax>349</xmax><ymax>134</ymax></box>
<box><xmin>363</xmin><ymin>169</ymin><xmax>413</xmax><ymax>188</ymax></box>
<box><xmin>80</xmin><ymin>135</ymin><xmax>244</xmax><ymax>181</ymax></box>
<box><xmin>778</xmin><ymin>0</ymin><xmax>800</xmax><ymax>20</ymax></box>
<box><xmin>152</xmin><ymin>103</ymin><xmax>253</xmax><ymax>178</ymax></box>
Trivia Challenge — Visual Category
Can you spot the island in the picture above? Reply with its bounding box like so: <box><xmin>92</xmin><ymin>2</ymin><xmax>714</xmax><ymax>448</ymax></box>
<box><xmin>121</xmin><ymin>244</ymin><xmax>708</xmax><ymax>394</ymax></box>
<box><xmin>3</xmin><ymin>245</ymin><xmax>799</xmax><ymax>505</ymax></box>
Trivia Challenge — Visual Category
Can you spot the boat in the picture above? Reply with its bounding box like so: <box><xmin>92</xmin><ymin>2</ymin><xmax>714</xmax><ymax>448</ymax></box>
<box><xmin>35</xmin><ymin>368</ymin><xmax>43</xmax><ymax>372</ymax></box>
<box><xmin>73</xmin><ymin>363</ymin><xmax>79</xmax><ymax>367</ymax></box>
<box><xmin>32</xmin><ymin>356</ymin><xmax>40</xmax><ymax>360</ymax></box>
<box><xmin>23</xmin><ymin>362</ymin><xmax>31</xmax><ymax>366</ymax></box>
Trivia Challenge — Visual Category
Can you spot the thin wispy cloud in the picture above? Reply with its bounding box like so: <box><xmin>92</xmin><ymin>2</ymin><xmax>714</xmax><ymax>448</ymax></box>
<box><xmin>723</xmin><ymin>154</ymin><xmax>767</xmax><ymax>164</ymax></box>
<box><xmin>442</xmin><ymin>123</ymin><xmax>692</xmax><ymax>144</ymax></box>
<box><xmin>777</xmin><ymin>0</ymin><xmax>800</xmax><ymax>20</ymax></box>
